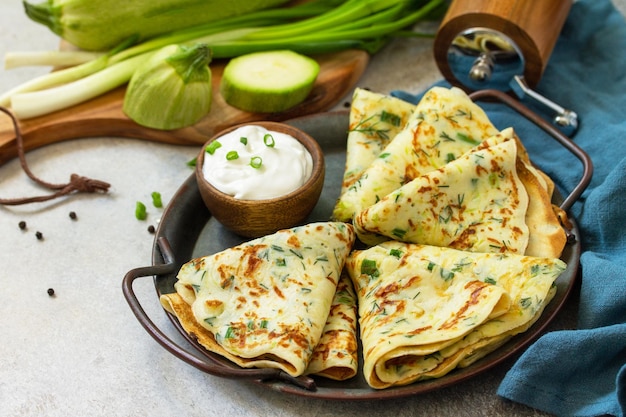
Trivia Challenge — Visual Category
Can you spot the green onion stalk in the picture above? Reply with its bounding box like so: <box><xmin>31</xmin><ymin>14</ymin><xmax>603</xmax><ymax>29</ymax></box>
<box><xmin>0</xmin><ymin>36</ymin><xmax>136</xmax><ymax>107</ymax></box>
<box><xmin>4</xmin><ymin>50</ymin><xmax>103</xmax><ymax>69</ymax></box>
<box><xmin>3</xmin><ymin>0</ymin><xmax>445</xmax><ymax>119</ymax></box>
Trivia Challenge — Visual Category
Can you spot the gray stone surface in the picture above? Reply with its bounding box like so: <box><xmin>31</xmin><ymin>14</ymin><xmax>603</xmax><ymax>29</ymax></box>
<box><xmin>1</xmin><ymin>2</ymin><xmax>624</xmax><ymax>416</ymax></box>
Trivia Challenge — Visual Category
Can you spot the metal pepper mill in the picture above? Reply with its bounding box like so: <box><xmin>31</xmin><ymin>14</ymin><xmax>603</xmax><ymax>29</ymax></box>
<box><xmin>433</xmin><ymin>0</ymin><xmax>578</xmax><ymax>135</ymax></box>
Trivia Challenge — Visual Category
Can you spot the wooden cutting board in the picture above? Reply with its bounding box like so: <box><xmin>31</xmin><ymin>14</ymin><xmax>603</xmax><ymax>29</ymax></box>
<box><xmin>0</xmin><ymin>50</ymin><xmax>368</xmax><ymax>165</ymax></box>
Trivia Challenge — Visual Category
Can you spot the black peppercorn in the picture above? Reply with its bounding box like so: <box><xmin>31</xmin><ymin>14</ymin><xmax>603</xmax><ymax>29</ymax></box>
<box><xmin>69</xmin><ymin>211</ymin><xmax>77</xmax><ymax>220</ymax></box>
<box><xmin>47</xmin><ymin>288</ymin><xmax>55</xmax><ymax>296</ymax></box>
<box><xmin>18</xmin><ymin>221</ymin><xmax>27</xmax><ymax>230</ymax></box>
<box><xmin>35</xmin><ymin>231</ymin><xmax>43</xmax><ymax>240</ymax></box>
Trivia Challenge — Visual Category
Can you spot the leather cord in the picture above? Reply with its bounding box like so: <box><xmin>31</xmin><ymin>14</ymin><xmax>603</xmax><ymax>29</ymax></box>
<box><xmin>0</xmin><ymin>106</ymin><xmax>110</xmax><ymax>205</ymax></box>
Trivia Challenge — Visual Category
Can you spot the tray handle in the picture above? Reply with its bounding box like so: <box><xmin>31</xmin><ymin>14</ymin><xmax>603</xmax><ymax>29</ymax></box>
<box><xmin>122</xmin><ymin>236</ymin><xmax>317</xmax><ymax>391</ymax></box>
<box><xmin>469</xmin><ymin>89</ymin><xmax>593</xmax><ymax>212</ymax></box>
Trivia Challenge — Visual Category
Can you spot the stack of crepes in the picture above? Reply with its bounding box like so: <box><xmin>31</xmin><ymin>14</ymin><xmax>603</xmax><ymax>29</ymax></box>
<box><xmin>335</xmin><ymin>86</ymin><xmax>569</xmax><ymax>388</ymax></box>
<box><xmin>333</xmin><ymin>86</ymin><xmax>568</xmax><ymax>259</ymax></box>
<box><xmin>160</xmin><ymin>222</ymin><xmax>361</xmax><ymax>381</ymax></box>
<box><xmin>159</xmin><ymin>86</ymin><xmax>569</xmax><ymax>390</ymax></box>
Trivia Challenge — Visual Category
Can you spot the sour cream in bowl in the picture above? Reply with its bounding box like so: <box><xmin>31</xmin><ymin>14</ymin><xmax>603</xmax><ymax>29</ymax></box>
<box><xmin>196</xmin><ymin>121</ymin><xmax>325</xmax><ymax>238</ymax></box>
<box><xmin>202</xmin><ymin>124</ymin><xmax>313</xmax><ymax>200</ymax></box>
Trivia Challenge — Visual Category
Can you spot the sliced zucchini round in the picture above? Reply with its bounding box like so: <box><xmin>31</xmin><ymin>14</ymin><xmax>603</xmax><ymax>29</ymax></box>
<box><xmin>220</xmin><ymin>50</ymin><xmax>320</xmax><ymax>113</ymax></box>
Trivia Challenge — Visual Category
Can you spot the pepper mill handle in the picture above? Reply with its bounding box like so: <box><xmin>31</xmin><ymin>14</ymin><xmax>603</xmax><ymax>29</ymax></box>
<box><xmin>434</xmin><ymin>0</ymin><xmax>573</xmax><ymax>89</ymax></box>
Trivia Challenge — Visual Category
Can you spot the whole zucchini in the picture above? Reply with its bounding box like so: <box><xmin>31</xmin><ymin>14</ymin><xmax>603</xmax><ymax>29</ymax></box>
<box><xmin>23</xmin><ymin>0</ymin><xmax>291</xmax><ymax>51</ymax></box>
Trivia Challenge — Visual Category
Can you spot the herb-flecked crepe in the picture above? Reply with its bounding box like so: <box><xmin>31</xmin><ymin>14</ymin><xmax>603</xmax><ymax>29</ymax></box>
<box><xmin>305</xmin><ymin>271</ymin><xmax>359</xmax><ymax>380</ymax></box>
<box><xmin>339</xmin><ymin>88</ymin><xmax>415</xmax><ymax>196</ymax></box>
<box><xmin>353</xmin><ymin>130</ymin><xmax>531</xmax><ymax>254</ymax></box>
<box><xmin>160</xmin><ymin>222</ymin><xmax>357</xmax><ymax>378</ymax></box>
<box><xmin>335</xmin><ymin>86</ymin><xmax>568</xmax><ymax>258</ymax></box>
<box><xmin>332</xmin><ymin>86</ymin><xmax>500</xmax><ymax>222</ymax></box>
<box><xmin>345</xmin><ymin>241</ymin><xmax>566</xmax><ymax>389</ymax></box>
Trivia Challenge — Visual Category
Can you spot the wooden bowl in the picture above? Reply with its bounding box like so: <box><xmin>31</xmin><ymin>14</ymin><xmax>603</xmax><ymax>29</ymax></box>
<box><xmin>195</xmin><ymin>121</ymin><xmax>325</xmax><ymax>238</ymax></box>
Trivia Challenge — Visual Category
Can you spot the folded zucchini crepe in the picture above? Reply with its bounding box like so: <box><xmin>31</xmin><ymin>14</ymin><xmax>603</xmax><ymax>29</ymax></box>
<box><xmin>305</xmin><ymin>271</ymin><xmax>359</xmax><ymax>380</ymax></box>
<box><xmin>336</xmin><ymin>86</ymin><xmax>568</xmax><ymax>258</ymax></box>
<box><xmin>346</xmin><ymin>241</ymin><xmax>566</xmax><ymax>389</ymax></box>
<box><xmin>353</xmin><ymin>130</ymin><xmax>531</xmax><ymax>253</ymax></box>
<box><xmin>160</xmin><ymin>222</ymin><xmax>356</xmax><ymax>378</ymax></box>
<box><xmin>332</xmin><ymin>86</ymin><xmax>500</xmax><ymax>222</ymax></box>
<box><xmin>339</xmin><ymin>88</ymin><xmax>415</xmax><ymax>196</ymax></box>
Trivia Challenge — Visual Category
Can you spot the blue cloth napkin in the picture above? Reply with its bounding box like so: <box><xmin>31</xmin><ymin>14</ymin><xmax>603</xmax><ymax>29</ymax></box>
<box><xmin>392</xmin><ymin>1</ymin><xmax>626</xmax><ymax>415</ymax></box>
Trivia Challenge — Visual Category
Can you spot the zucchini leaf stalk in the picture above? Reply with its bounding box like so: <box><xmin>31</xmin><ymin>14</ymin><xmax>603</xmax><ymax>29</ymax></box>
<box><xmin>122</xmin><ymin>44</ymin><xmax>213</xmax><ymax>130</ymax></box>
<box><xmin>22</xmin><ymin>1</ymin><xmax>64</xmax><ymax>37</ymax></box>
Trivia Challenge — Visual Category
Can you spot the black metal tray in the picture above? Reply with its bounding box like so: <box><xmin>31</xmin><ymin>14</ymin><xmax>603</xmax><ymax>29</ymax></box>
<box><xmin>123</xmin><ymin>90</ymin><xmax>592</xmax><ymax>400</ymax></box>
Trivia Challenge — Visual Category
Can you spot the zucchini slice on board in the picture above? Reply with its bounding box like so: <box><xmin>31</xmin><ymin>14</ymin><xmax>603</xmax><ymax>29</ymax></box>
<box><xmin>220</xmin><ymin>50</ymin><xmax>320</xmax><ymax>113</ymax></box>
